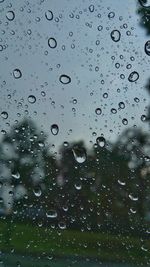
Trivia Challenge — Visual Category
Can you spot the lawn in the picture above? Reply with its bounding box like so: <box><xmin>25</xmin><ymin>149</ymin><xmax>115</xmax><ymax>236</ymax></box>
<box><xmin>0</xmin><ymin>220</ymin><xmax>150</xmax><ymax>265</ymax></box>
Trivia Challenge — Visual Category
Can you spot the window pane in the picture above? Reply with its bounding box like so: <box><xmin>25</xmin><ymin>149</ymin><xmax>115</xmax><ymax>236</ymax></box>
<box><xmin>0</xmin><ymin>0</ymin><xmax>149</xmax><ymax>266</ymax></box>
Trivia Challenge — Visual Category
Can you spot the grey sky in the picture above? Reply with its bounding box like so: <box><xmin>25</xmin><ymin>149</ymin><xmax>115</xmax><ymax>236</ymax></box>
<box><xmin>0</xmin><ymin>0</ymin><xmax>149</xmax><ymax>152</ymax></box>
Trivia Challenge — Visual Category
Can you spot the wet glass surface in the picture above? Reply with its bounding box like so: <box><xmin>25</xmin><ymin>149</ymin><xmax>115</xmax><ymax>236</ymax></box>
<box><xmin>0</xmin><ymin>0</ymin><xmax>150</xmax><ymax>266</ymax></box>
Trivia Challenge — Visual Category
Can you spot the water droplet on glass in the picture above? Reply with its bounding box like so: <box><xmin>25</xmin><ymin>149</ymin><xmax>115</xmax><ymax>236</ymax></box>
<box><xmin>45</xmin><ymin>10</ymin><xmax>53</xmax><ymax>21</ymax></box>
<box><xmin>96</xmin><ymin>136</ymin><xmax>106</xmax><ymax>147</ymax></box>
<box><xmin>48</xmin><ymin>37</ymin><xmax>57</xmax><ymax>48</ymax></box>
<box><xmin>110</xmin><ymin>30</ymin><xmax>121</xmax><ymax>42</ymax></box>
<box><xmin>129</xmin><ymin>194</ymin><xmax>138</xmax><ymax>201</ymax></box>
<box><xmin>46</xmin><ymin>210</ymin><xmax>57</xmax><ymax>218</ymax></box>
<box><xmin>1</xmin><ymin>111</ymin><xmax>8</xmax><ymax>119</ymax></box>
<box><xmin>59</xmin><ymin>74</ymin><xmax>71</xmax><ymax>84</ymax></box>
<box><xmin>108</xmin><ymin>12</ymin><xmax>115</xmax><ymax>19</ymax></box>
<box><xmin>118</xmin><ymin>180</ymin><xmax>126</xmax><ymax>186</ymax></box>
<box><xmin>139</xmin><ymin>0</ymin><xmax>150</xmax><ymax>8</ymax></box>
<box><xmin>6</xmin><ymin>10</ymin><xmax>15</xmax><ymax>21</ymax></box>
<box><xmin>128</xmin><ymin>71</ymin><xmax>139</xmax><ymax>82</ymax></box>
<box><xmin>89</xmin><ymin>4</ymin><xmax>94</xmax><ymax>12</ymax></box>
<box><xmin>51</xmin><ymin>124</ymin><xmax>59</xmax><ymax>135</ymax></box>
<box><xmin>74</xmin><ymin>183</ymin><xmax>82</xmax><ymax>190</ymax></box>
<box><xmin>111</xmin><ymin>108</ymin><xmax>117</xmax><ymax>114</ymax></box>
<box><xmin>58</xmin><ymin>222</ymin><xmax>66</xmax><ymax>230</ymax></box>
<box><xmin>28</xmin><ymin>95</ymin><xmax>36</xmax><ymax>104</ymax></box>
<box><xmin>12</xmin><ymin>172</ymin><xmax>20</xmax><ymax>179</ymax></box>
<box><xmin>13</xmin><ymin>69</ymin><xmax>22</xmax><ymax>79</ymax></box>
<box><xmin>122</xmin><ymin>118</ymin><xmax>128</xmax><ymax>125</ymax></box>
<box><xmin>72</xmin><ymin>148</ymin><xmax>87</xmax><ymax>163</ymax></box>
<box><xmin>118</xmin><ymin>102</ymin><xmax>125</xmax><ymax>109</ymax></box>
<box><xmin>134</xmin><ymin>97</ymin><xmax>140</xmax><ymax>103</ymax></box>
<box><xmin>141</xmin><ymin>114</ymin><xmax>147</xmax><ymax>122</ymax></box>
<box><xmin>145</xmin><ymin>40</ymin><xmax>150</xmax><ymax>56</ymax></box>
<box><xmin>95</xmin><ymin>108</ymin><xmax>102</xmax><ymax>115</ymax></box>
<box><xmin>38</xmin><ymin>141</ymin><xmax>45</xmax><ymax>148</ymax></box>
<box><xmin>33</xmin><ymin>187</ymin><xmax>42</xmax><ymax>197</ymax></box>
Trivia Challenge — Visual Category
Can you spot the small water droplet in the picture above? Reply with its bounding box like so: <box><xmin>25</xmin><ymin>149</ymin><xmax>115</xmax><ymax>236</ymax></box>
<box><xmin>13</xmin><ymin>69</ymin><xmax>22</xmax><ymax>79</ymax></box>
<box><xmin>134</xmin><ymin>97</ymin><xmax>140</xmax><ymax>103</ymax></box>
<box><xmin>111</xmin><ymin>108</ymin><xmax>117</xmax><ymax>114</ymax></box>
<box><xmin>89</xmin><ymin>4</ymin><xmax>94</xmax><ymax>12</ymax></box>
<box><xmin>46</xmin><ymin>210</ymin><xmax>57</xmax><ymax>218</ymax></box>
<box><xmin>141</xmin><ymin>114</ymin><xmax>147</xmax><ymax>122</ymax></box>
<box><xmin>96</xmin><ymin>136</ymin><xmax>105</xmax><ymax>147</ymax></box>
<box><xmin>128</xmin><ymin>71</ymin><xmax>139</xmax><ymax>82</ymax></box>
<box><xmin>122</xmin><ymin>118</ymin><xmax>128</xmax><ymax>125</ymax></box>
<box><xmin>129</xmin><ymin>194</ymin><xmax>138</xmax><ymax>201</ymax></box>
<box><xmin>38</xmin><ymin>141</ymin><xmax>45</xmax><ymax>148</ymax></box>
<box><xmin>1</xmin><ymin>111</ymin><xmax>8</xmax><ymax>119</ymax></box>
<box><xmin>58</xmin><ymin>222</ymin><xmax>66</xmax><ymax>230</ymax></box>
<box><xmin>74</xmin><ymin>183</ymin><xmax>82</xmax><ymax>190</ymax></box>
<box><xmin>110</xmin><ymin>30</ymin><xmax>121</xmax><ymax>42</ymax></box>
<box><xmin>45</xmin><ymin>10</ymin><xmax>53</xmax><ymax>21</ymax></box>
<box><xmin>28</xmin><ymin>95</ymin><xmax>36</xmax><ymax>104</ymax></box>
<box><xmin>59</xmin><ymin>74</ymin><xmax>71</xmax><ymax>84</ymax></box>
<box><xmin>145</xmin><ymin>40</ymin><xmax>150</xmax><ymax>56</ymax></box>
<box><xmin>48</xmin><ymin>37</ymin><xmax>57</xmax><ymax>48</ymax></box>
<box><xmin>118</xmin><ymin>180</ymin><xmax>126</xmax><ymax>186</ymax></box>
<box><xmin>95</xmin><ymin>108</ymin><xmax>102</xmax><ymax>115</ymax></box>
<box><xmin>108</xmin><ymin>12</ymin><xmax>115</xmax><ymax>19</ymax></box>
<box><xmin>51</xmin><ymin>124</ymin><xmax>59</xmax><ymax>135</ymax></box>
<box><xmin>118</xmin><ymin>102</ymin><xmax>125</xmax><ymax>109</ymax></box>
<box><xmin>12</xmin><ymin>172</ymin><xmax>20</xmax><ymax>179</ymax></box>
<box><xmin>6</xmin><ymin>10</ymin><xmax>15</xmax><ymax>21</ymax></box>
<box><xmin>141</xmin><ymin>245</ymin><xmax>148</xmax><ymax>252</ymax></box>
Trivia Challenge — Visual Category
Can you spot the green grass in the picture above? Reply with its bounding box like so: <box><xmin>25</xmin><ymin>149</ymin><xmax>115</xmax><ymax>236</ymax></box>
<box><xmin>0</xmin><ymin>221</ymin><xmax>150</xmax><ymax>265</ymax></box>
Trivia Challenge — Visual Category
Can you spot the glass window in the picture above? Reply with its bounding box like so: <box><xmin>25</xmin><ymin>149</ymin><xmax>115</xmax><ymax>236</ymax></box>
<box><xmin>0</xmin><ymin>0</ymin><xmax>150</xmax><ymax>266</ymax></box>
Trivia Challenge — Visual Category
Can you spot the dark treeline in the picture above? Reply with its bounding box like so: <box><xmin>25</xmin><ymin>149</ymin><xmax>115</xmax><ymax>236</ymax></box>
<box><xmin>0</xmin><ymin>118</ymin><xmax>149</xmax><ymax>235</ymax></box>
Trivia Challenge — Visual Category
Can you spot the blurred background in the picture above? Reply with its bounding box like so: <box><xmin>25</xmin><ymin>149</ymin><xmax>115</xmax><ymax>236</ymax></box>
<box><xmin>0</xmin><ymin>0</ymin><xmax>150</xmax><ymax>266</ymax></box>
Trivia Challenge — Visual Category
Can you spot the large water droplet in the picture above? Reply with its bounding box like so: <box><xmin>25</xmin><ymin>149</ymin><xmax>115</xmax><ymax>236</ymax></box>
<box><xmin>48</xmin><ymin>37</ymin><xmax>57</xmax><ymax>48</ymax></box>
<box><xmin>51</xmin><ymin>124</ymin><xmax>59</xmax><ymax>135</ymax></box>
<box><xmin>6</xmin><ymin>10</ymin><xmax>15</xmax><ymax>21</ymax></box>
<box><xmin>145</xmin><ymin>40</ymin><xmax>150</xmax><ymax>56</ymax></box>
<box><xmin>59</xmin><ymin>74</ymin><xmax>71</xmax><ymax>84</ymax></box>
<box><xmin>1</xmin><ymin>111</ymin><xmax>8</xmax><ymax>119</ymax></box>
<box><xmin>96</xmin><ymin>136</ymin><xmax>106</xmax><ymax>147</ymax></box>
<box><xmin>139</xmin><ymin>0</ymin><xmax>150</xmax><ymax>8</ymax></box>
<box><xmin>110</xmin><ymin>30</ymin><xmax>121</xmax><ymax>42</ymax></box>
<box><xmin>45</xmin><ymin>10</ymin><xmax>53</xmax><ymax>21</ymax></box>
<box><xmin>13</xmin><ymin>69</ymin><xmax>22</xmax><ymax>79</ymax></box>
<box><xmin>28</xmin><ymin>95</ymin><xmax>36</xmax><ymax>104</ymax></box>
<box><xmin>46</xmin><ymin>210</ymin><xmax>57</xmax><ymax>218</ymax></box>
<box><xmin>72</xmin><ymin>148</ymin><xmax>87</xmax><ymax>163</ymax></box>
<box><xmin>128</xmin><ymin>71</ymin><xmax>139</xmax><ymax>82</ymax></box>
<box><xmin>33</xmin><ymin>187</ymin><xmax>42</xmax><ymax>197</ymax></box>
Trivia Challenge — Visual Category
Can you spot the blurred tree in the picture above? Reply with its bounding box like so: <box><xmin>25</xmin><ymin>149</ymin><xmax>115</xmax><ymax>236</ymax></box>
<box><xmin>0</xmin><ymin>118</ymin><xmax>54</xmax><ymax>215</ymax></box>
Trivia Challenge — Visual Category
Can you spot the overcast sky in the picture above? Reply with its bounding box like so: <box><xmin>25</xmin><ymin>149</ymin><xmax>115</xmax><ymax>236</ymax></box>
<box><xmin>0</xmin><ymin>0</ymin><xmax>149</xmax><ymax>152</ymax></box>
